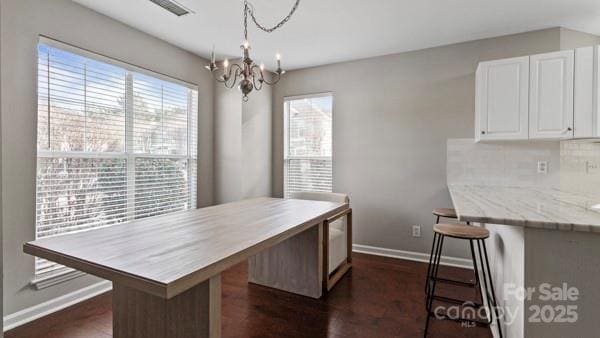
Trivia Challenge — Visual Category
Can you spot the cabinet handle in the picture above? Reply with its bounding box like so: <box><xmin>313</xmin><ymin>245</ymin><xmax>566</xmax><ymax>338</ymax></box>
<box><xmin>481</xmin><ymin>131</ymin><xmax>486</xmax><ymax>135</ymax></box>
<box><xmin>561</xmin><ymin>127</ymin><xmax>573</xmax><ymax>134</ymax></box>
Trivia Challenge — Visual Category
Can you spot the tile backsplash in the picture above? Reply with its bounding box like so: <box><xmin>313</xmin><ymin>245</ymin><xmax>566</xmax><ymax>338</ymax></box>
<box><xmin>447</xmin><ymin>139</ymin><xmax>560</xmax><ymax>187</ymax></box>
<box><xmin>448</xmin><ymin>138</ymin><xmax>600</xmax><ymax>191</ymax></box>
<box><xmin>560</xmin><ymin>139</ymin><xmax>600</xmax><ymax>194</ymax></box>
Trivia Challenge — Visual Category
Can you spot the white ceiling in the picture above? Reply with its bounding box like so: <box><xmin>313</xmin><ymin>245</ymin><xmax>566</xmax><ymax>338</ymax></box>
<box><xmin>73</xmin><ymin>0</ymin><xmax>600</xmax><ymax>70</ymax></box>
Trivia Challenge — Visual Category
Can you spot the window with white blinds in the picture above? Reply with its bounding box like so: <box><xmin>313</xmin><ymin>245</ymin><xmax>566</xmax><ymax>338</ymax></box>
<box><xmin>284</xmin><ymin>94</ymin><xmax>333</xmax><ymax>197</ymax></box>
<box><xmin>35</xmin><ymin>40</ymin><xmax>198</xmax><ymax>282</ymax></box>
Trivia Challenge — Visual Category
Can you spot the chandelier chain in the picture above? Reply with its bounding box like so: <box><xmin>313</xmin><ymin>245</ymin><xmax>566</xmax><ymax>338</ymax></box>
<box><xmin>245</xmin><ymin>0</ymin><xmax>300</xmax><ymax>34</ymax></box>
<box><xmin>243</xmin><ymin>1</ymin><xmax>249</xmax><ymax>40</ymax></box>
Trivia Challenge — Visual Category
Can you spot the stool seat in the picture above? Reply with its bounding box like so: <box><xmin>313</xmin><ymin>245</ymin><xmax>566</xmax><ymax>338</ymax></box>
<box><xmin>432</xmin><ymin>208</ymin><xmax>457</xmax><ymax>218</ymax></box>
<box><xmin>434</xmin><ymin>223</ymin><xmax>489</xmax><ymax>239</ymax></box>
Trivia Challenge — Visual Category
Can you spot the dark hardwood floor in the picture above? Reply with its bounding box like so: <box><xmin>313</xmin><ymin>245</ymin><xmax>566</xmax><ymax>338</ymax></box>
<box><xmin>6</xmin><ymin>253</ymin><xmax>492</xmax><ymax>338</ymax></box>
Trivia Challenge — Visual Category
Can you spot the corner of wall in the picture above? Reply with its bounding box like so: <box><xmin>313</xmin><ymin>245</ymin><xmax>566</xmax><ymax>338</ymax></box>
<box><xmin>0</xmin><ymin>0</ymin><xmax>4</xmax><ymax>333</ymax></box>
<box><xmin>271</xmin><ymin>77</ymin><xmax>283</xmax><ymax>198</ymax></box>
<box><xmin>213</xmin><ymin>67</ymin><xmax>274</xmax><ymax>203</ymax></box>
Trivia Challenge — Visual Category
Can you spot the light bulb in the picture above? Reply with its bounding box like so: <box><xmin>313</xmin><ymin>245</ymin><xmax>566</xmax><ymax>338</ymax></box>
<box><xmin>243</xmin><ymin>40</ymin><xmax>250</xmax><ymax>49</ymax></box>
<box><xmin>275</xmin><ymin>53</ymin><xmax>282</xmax><ymax>70</ymax></box>
<box><xmin>224</xmin><ymin>58</ymin><xmax>229</xmax><ymax>68</ymax></box>
<box><xmin>260</xmin><ymin>63</ymin><xmax>265</xmax><ymax>71</ymax></box>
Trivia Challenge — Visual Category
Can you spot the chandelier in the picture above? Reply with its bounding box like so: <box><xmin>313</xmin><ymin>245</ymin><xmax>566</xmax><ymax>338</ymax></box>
<box><xmin>206</xmin><ymin>0</ymin><xmax>300</xmax><ymax>101</ymax></box>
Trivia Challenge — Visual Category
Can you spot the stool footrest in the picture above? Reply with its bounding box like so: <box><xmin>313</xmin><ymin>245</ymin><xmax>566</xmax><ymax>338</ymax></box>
<box><xmin>426</xmin><ymin>277</ymin><xmax>478</xmax><ymax>294</ymax></box>
<box><xmin>432</xmin><ymin>276</ymin><xmax>477</xmax><ymax>288</ymax></box>
<box><xmin>429</xmin><ymin>295</ymin><xmax>483</xmax><ymax>308</ymax></box>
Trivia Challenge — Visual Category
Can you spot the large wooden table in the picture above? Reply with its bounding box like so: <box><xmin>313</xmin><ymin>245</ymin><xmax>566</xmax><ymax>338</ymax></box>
<box><xmin>24</xmin><ymin>197</ymin><xmax>349</xmax><ymax>338</ymax></box>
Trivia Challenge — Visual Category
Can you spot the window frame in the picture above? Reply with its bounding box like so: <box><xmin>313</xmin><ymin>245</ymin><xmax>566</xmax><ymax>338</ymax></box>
<box><xmin>33</xmin><ymin>37</ymin><xmax>199</xmax><ymax>287</ymax></box>
<box><xmin>283</xmin><ymin>92</ymin><xmax>334</xmax><ymax>198</ymax></box>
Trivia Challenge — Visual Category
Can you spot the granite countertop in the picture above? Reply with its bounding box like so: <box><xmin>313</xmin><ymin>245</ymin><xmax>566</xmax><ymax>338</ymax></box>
<box><xmin>448</xmin><ymin>184</ymin><xmax>600</xmax><ymax>232</ymax></box>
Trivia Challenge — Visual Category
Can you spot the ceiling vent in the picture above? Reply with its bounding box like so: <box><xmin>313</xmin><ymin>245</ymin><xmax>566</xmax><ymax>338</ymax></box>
<box><xmin>149</xmin><ymin>0</ymin><xmax>192</xmax><ymax>16</ymax></box>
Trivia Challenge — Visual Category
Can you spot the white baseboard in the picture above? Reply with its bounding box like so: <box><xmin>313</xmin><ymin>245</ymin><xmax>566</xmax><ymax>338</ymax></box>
<box><xmin>3</xmin><ymin>280</ymin><xmax>112</xmax><ymax>331</ymax></box>
<box><xmin>353</xmin><ymin>244</ymin><xmax>473</xmax><ymax>269</ymax></box>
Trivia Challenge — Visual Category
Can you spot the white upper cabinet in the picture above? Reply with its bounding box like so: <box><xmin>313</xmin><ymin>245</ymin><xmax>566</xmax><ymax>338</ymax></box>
<box><xmin>475</xmin><ymin>48</ymin><xmax>600</xmax><ymax>142</ymax></box>
<box><xmin>573</xmin><ymin>46</ymin><xmax>600</xmax><ymax>138</ymax></box>
<box><xmin>476</xmin><ymin>56</ymin><xmax>529</xmax><ymax>141</ymax></box>
<box><xmin>529</xmin><ymin>50</ymin><xmax>574</xmax><ymax>139</ymax></box>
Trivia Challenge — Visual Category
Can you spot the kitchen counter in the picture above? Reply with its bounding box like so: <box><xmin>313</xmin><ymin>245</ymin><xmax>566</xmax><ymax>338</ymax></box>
<box><xmin>448</xmin><ymin>184</ymin><xmax>600</xmax><ymax>337</ymax></box>
<box><xmin>448</xmin><ymin>184</ymin><xmax>600</xmax><ymax>232</ymax></box>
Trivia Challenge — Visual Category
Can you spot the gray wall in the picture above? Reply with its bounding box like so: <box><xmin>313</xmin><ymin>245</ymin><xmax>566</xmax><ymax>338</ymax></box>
<box><xmin>214</xmin><ymin>70</ymin><xmax>272</xmax><ymax>203</ymax></box>
<box><xmin>0</xmin><ymin>0</ymin><xmax>214</xmax><ymax>315</ymax></box>
<box><xmin>272</xmin><ymin>28</ymin><xmax>563</xmax><ymax>259</ymax></box>
<box><xmin>241</xmin><ymin>81</ymin><xmax>272</xmax><ymax>199</ymax></box>
<box><xmin>214</xmin><ymin>81</ymin><xmax>243</xmax><ymax>203</ymax></box>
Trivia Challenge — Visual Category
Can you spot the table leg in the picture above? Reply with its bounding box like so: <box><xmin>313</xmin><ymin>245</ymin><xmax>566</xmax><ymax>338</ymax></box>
<box><xmin>248</xmin><ymin>223</ymin><xmax>323</xmax><ymax>298</ymax></box>
<box><xmin>113</xmin><ymin>275</ymin><xmax>221</xmax><ymax>338</ymax></box>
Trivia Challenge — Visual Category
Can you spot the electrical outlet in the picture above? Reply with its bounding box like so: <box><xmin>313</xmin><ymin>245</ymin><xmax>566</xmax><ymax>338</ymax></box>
<box><xmin>537</xmin><ymin>161</ymin><xmax>548</xmax><ymax>174</ymax></box>
<box><xmin>412</xmin><ymin>225</ymin><xmax>421</xmax><ymax>238</ymax></box>
<box><xmin>586</xmin><ymin>161</ymin><xmax>600</xmax><ymax>175</ymax></box>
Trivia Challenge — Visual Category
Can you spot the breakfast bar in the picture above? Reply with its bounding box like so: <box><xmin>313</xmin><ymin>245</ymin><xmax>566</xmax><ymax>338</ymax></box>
<box><xmin>448</xmin><ymin>184</ymin><xmax>600</xmax><ymax>231</ymax></box>
<box><xmin>448</xmin><ymin>184</ymin><xmax>600</xmax><ymax>337</ymax></box>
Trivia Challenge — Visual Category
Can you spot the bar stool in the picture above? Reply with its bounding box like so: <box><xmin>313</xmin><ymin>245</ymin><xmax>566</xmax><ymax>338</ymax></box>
<box><xmin>425</xmin><ymin>208</ymin><xmax>476</xmax><ymax>296</ymax></box>
<box><xmin>424</xmin><ymin>223</ymin><xmax>503</xmax><ymax>338</ymax></box>
<box><xmin>432</xmin><ymin>208</ymin><xmax>458</xmax><ymax>223</ymax></box>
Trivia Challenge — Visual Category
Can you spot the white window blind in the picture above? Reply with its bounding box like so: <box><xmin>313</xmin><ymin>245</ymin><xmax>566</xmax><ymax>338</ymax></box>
<box><xmin>35</xmin><ymin>40</ymin><xmax>198</xmax><ymax>283</ymax></box>
<box><xmin>284</xmin><ymin>94</ymin><xmax>333</xmax><ymax>198</ymax></box>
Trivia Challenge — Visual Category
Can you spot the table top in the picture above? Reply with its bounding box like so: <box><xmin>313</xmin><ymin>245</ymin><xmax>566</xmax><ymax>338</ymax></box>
<box><xmin>448</xmin><ymin>184</ymin><xmax>600</xmax><ymax>232</ymax></box>
<box><xmin>24</xmin><ymin>197</ymin><xmax>348</xmax><ymax>298</ymax></box>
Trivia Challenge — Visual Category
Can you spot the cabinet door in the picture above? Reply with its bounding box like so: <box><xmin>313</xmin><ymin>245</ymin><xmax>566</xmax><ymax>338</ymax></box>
<box><xmin>529</xmin><ymin>50</ymin><xmax>574</xmax><ymax>139</ymax></box>
<box><xmin>476</xmin><ymin>56</ymin><xmax>529</xmax><ymax>141</ymax></box>
<box><xmin>574</xmin><ymin>46</ymin><xmax>595</xmax><ymax>138</ymax></box>
<box><xmin>595</xmin><ymin>46</ymin><xmax>600</xmax><ymax>137</ymax></box>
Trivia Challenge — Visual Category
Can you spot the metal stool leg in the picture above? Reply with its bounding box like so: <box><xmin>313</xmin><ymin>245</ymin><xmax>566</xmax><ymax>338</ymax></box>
<box><xmin>425</xmin><ymin>232</ymin><xmax>439</xmax><ymax>295</ymax></box>
<box><xmin>426</xmin><ymin>232</ymin><xmax>444</xmax><ymax>311</ymax></box>
<box><xmin>424</xmin><ymin>235</ymin><xmax>444</xmax><ymax>337</ymax></box>
<box><xmin>469</xmin><ymin>240</ymin><xmax>484</xmax><ymax>304</ymax></box>
<box><xmin>481</xmin><ymin>240</ymin><xmax>503</xmax><ymax>338</ymax></box>
<box><xmin>476</xmin><ymin>240</ymin><xmax>493</xmax><ymax>324</ymax></box>
<box><xmin>425</xmin><ymin>215</ymin><xmax>440</xmax><ymax>295</ymax></box>
<box><xmin>476</xmin><ymin>239</ymin><xmax>504</xmax><ymax>338</ymax></box>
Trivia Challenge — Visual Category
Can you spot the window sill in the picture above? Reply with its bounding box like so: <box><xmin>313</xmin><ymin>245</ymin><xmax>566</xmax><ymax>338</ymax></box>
<box><xmin>31</xmin><ymin>269</ymin><xmax>87</xmax><ymax>290</ymax></box>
